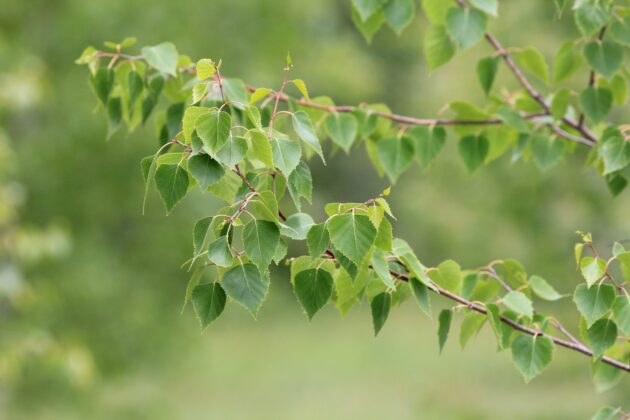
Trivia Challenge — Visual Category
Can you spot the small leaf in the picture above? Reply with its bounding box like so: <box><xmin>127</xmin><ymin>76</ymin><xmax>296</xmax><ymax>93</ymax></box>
<box><xmin>600</xmin><ymin>136</ymin><xmax>630</xmax><ymax>175</ymax></box>
<box><xmin>291</xmin><ymin>79</ymin><xmax>310</xmax><ymax>100</ymax></box>
<box><xmin>437</xmin><ymin>309</ymin><xmax>452</xmax><ymax>353</ymax></box>
<box><xmin>207</xmin><ymin>236</ymin><xmax>233</xmax><ymax>267</ymax></box>
<box><xmin>376</xmin><ymin>135</ymin><xmax>415</xmax><ymax>183</ymax></box>
<box><xmin>591</xmin><ymin>406</ymin><xmax>622</xmax><ymax>420</ymax></box>
<box><xmin>553</xmin><ymin>41</ymin><xmax>583</xmax><ymax>83</ymax></box>
<box><xmin>327</xmin><ymin>213</ymin><xmax>377</xmax><ymax>265</ymax></box>
<box><xmin>352</xmin><ymin>0</ymin><xmax>386</xmax><ymax>21</ymax></box>
<box><xmin>610</xmin><ymin>16</ymin><xmax>630</xmax><ymax>46</ymax></box>
<box><xmin>326</xmin><ymin>113</ymin><xmax>358</xmax><ymax>153</ymax></box>
<box><xmin>294</xmin><ymin>268</ymin><xmax>334</xmax><ymax>320</ymax></box>
<box><xmin>586</xmin><ymin>318</ymin><xmax>617</xmax><ymax>359</ymax></box>
<box><xmin>612</xmin><ymin>295</ymin><xmax>630</xmax><ymax>335</ymax></box>
<box><xmin>515</xmin><ymin>47</ymin><xmax>549</xmax><ymax>83</ymax></box>
<box><xmin>306</xmin><ymin>223</ymin><xmax>329</xmax><ymax>259</ymax></box>
<box><xmin>421</xmin><ymin>0</ymin><xmax>452</xmax><ymax>24</ymax></box>
<box><xmin>502</xmin><ymin>291</ymin><xmax>533</xmax><ymax>318</ymax></box>
<box><xmin>192</xmin><ymin>283</ymin><xmax>226</xmax><ymax>329</ymax></box>
<box><xmin>292</xmin><ymin>111</ymin><xmax>324</xmax><ymax>162</ymax></box>
<box><xmin>249</xmin><ymin>87</ymin><xmax>272</xmax><ymax>105</ymax></box>
<box><xmin>383</xmin><ymin>0</ymin><xmax>415</xmax><ymax>34</ymax></box>
<box><xmin>372</xmin><ymin>248</ymin><xmax>395</xmax><ymax>288</ymax></box>
<box><xmin>410</xmin><ymin>126</ymin><xmax>446</xmax><ymax>167</ymax></box>
<box><xmin>216</xmin><ymin>136</ymin><xmax>248</xmax><ymax>167</ymax></box>
<box><xmin>511</xmin><ymin>334</ymin><xmax>554</xmax><ymax>382</ymax></box>
<box><xmin>477</xmin><ymin>56</ymin><xmax>500</xmax><ymax>95</ymax></box>
<box><xmin>351</xmin><ymin>3</ymin><xmax>386</xmax><ymax>43</ymax></box>
<box><xmin>271</xmin><ymin>136</ymin><xmax>302</xmax><ymax>177</ymax></box>
<box><xmin>196</xmin><ymin>110</ymin><xmax>232</xmax><ymax>154</ymax></box>
<box><xmin>188</xmin><ymin>154</ymin><xmax>224</xmax><ymax>189</ymax></box>
<box><xmin>155</xmin><ymin>163</ymin><xmax>189</xmax><ymax>213</ymax></box>
<box><xmin>574</xmin><ymin>2</ymin><xmax>610</xmax><ymax>36</ymax></box>
<box><xmin>196</xmin><ymin>59</ymin><xmax>216</xmax><ymax>81</ymax></box>
<box><xmin>579</xmin><ymin>257</ymin><xmax>606</xmax><ymax>287</ymax></box>
<box><xmin>486</xmin><ymin>303</ymin><xmax>503</xmax><ymax>348</ymax></box>
<box><xmin>528</xmin><ymin>275</ymin><xmax>563</xmax><ymax>301</ymax></box>
<box><xmin>579</xmin><ymin>87</ymin><xmax>612</xmax><ymax>123</ymax></box>
<box><xmin>371</xmin><ymin>292</ymin><xmax>391</xmax><ymax>336</ymax></box>
<box><xmin>280</xmin><ymin>213</ymin><xmax>314</xmax><ymax>240</ymax></box>
<box><xmin>573</xmin><ymin>283</ymin><xmax>616</xmax><ymax>327</ymax></box>
<box><xmin>458</xmin><ymin>135</ymin><xmax>489</xmax><ymax>172</ymax></box>
<box><xmin>287</xmin><ymin>161</ymin><xmax>313</xmax><ymax>210</ymax></box>
<box><xmin>460</xmin><ymin>312</ymin><xmax>486</xmax><ymax>349</ymax></box>
<box><xmin>583</xmin><ymin>41</ymin><xmax>623</xmax><ymax>79</ymax></box>
<box><xmin>469</xmin><ymin>0</ymin><xmax>498</xmax><ymax>16</ymax></box>
<box><xmin>530</xmin><ymin>135</ymin><xmax>566</xmax><ymax>171</ymax></box>
<box><xmin>445</xmin><ymin>7</ymin><xmax>487</xmax><ymax>50</ymax></box>
<box><xmin>141</xmin><ymin>42</ymin><xmax>178</xmax><ymax>76</ymax></box>
<box><xmin>221</xmin><ymin>263</ymin><xmax>268</xmax><ymax>317</ymax></box>
<box><xmin>423</xmin><ymin>24</ymin><xmax>455</xmax><ymax>72</ymax></box>
<box><xmin>243</xmin><ymin>219</ymin><xmax>280</xmax><ymax>271</ymax></box>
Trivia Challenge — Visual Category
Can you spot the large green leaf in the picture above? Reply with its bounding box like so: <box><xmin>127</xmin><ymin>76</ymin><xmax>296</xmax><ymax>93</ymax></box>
<box><xmin>207</xmin><ymin>235</ymin><xmax>233</xmax><ymax>267</ymax></box>
<box><xmin>502</xmin><ymin>291</ymin><xmax>533</xmax><ymax>318</ymax></box>
<box><xmin>423</xmin><ymin>25</ymin><xmax>455</xmax><ymax>72</ymax></box>
<box><xmin>579</xmin><ymin>257</ymin><xmax>606</xmax><ymax>287</ymax></box>
<box><xmin>326</xmin><ymin>113</ymin><xmax>358</xmax><ymax>153</ymax></box>
<box><xmin>192</xmin><ymin>282</ymin><xmax>227</xmax><ymax>329</ymax></box>
<box><xmin>292</xmin><ymin>111</ymin><xmax>324</xmax><ymax>162</ymax></box>
<box><xmin>327</xmin><ymin>213</ymin><xmax>377</xmax><ymax>265</ymax></box>
<box><xmin>410</xmin><ymin>126</ymin><xmax>446</xmax><ymax>167</ymax></box>
<box><xmin>510</xmin><ymin>334</ymin><xmax>554</xmax><ymax>382</ymax></box>
<box><xmin>221</xmin><ymin>263</ymin><xmax>268</xmax><ymax>317</ymax></box>
<box><xmin>579</xmin><ymin>87</ymin><xmax>612</xmax><ymax>123</ymax></box>
<box><xmin>271</xmin><ymin>136</ymin><xmax>301</xmax><ymax>176</ymax></box>
<box><xmin>528</xmin><ymin>275</ymin><xmax>563</xmax><ymax>301</ymax></box>
<box><xmin>583</xmin><ymin>41</ymin><xmax>623</xmax><ymax>79</ymax></box>
<box><xmin>243</xmin><ymin>219</ymin><xmax>280</xmax><ymax>271</ymax></box>
<box><xmin>371</xmin><ymin>292</ymin><xmax>391</xmax><ymax>336</ymax></box>
<box><xmin>445</xmin><ymin>7</ymin><xmax>487</xmax><ymax>49</ymax></box>
<box><xmin>573</xmin><ymin>283</ymin><xmax>616</xmax><ymax>327</ymax></box>
<box><xmin>600</xmin><ymin>136</ymin><xmax>630</xmax><ymax>175</ymax></box>
<box><xmin>155</xmin><ymin>163</ymin><xmax>189</xmax><ymax>213</ymax></box>
<box><xmin>574</xmin><ymin>1</ymin><xmax>610</xmax><ymax>36</ymax></box>
<box><xmin>294</xmin><ymin>268</ymin><xmax>334</xmax><ymax>320</ymax></box>
<box><xmin>216</xmin><ymin>136</ymin><xmax>248</xmax><ymax>167</ymax></box>
<box><xmin>351</xmin><ymin>4</ymin><xmax>386</xmax><ymax>43</ymax></box>
<box><xmin>383</xmin><ymin>0</ymin><xmax>415</xmax><ymax>34</ymax></box>
<box><xmin>89</xmin><ymin>67</ymin><xmax>114</xmax><ymax>106</ymax></box>
<box><xmin>376</xmin><ymin>135</ymin><xmax>415</xmax><ymax>183</ymax></box>
<box><xmin>196</xmin><ymin>110</ymin><xmax>232</xmax><ymax>154</ymax></box>
<box><xmin>530</xmin><ymin>135</ymin><xmax>566</xmax><ymax>171</ymax></box>
<box><xmin>280</xmin><ymin>213</ymin><xmax>314</xmax><ymax>240</ymax></box>
<box><xmin>188</xmin><ymin>154</ymin><xmax>224</xmax><ymax>189</ymax></box>
<box><xmin>141</xmin><ymin>42</ymin><xmax>178</xmax><ymax>76</ymax></box>
<box><xmin>458</xmin><ymin>135</ymin><xmax>488</xmax><ymax>172</ymax></box>
<box><xmin>587</xmin><ymin>318</ymin><xmax>617</xmax><ymax>359</ymax></box>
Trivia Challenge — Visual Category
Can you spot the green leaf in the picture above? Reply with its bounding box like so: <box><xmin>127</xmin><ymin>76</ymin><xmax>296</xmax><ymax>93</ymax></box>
<box><xmin>216</xmin><ymin>136</ymin><xmax>248</xmax><ymax>167</ymax></box>
<box><xmin>294</xmin><ymin>268</ymin><xmax>334</xmax><ymax>320</ymax></box>
<box><xmin>579</xmin><ymin>257</ymin><xmax>606</xmax><ymax>287</ymax></box>
<box><xmin>280</xmin><ymin>213</ymin><xmax>314</xmax><ymax>240</ymax></box>
<box><xmin>207</xmin><ymin>235</ymin><xmax>233</xmax><ymax>267</ymax></box>
<box><xmin>502</xmin><ymin>291</ymin><xmax>534</xmax><ymax>319</ymax></box>
<box><xmin>592</xmin><ymin>360</ymin><xmax>623</xmax><ymax>393</ymax></box>
<box><xmin>437</xmin><ymin>309</ymin><xmax>452</xmax><ymax>353</ymax></box>
<box><xmin>600</xmin><ymin>136</ymin><xmax>630</xmax><ymax>175</ymax></box>
<box><xmin>326</xmin><ymin>113</ymin><xmax>358</xmax><ymax>153</ymax></box>
<box><xmin>410</xmin><ymin>126</ymin><xmax>446</xmax><ymax>167</ymax></box>
<box><xmin>327</xmin><ymin>213</ymin><xmax>377</xmax><ymax>265</ymax></box>
<box><xmin>423</xmin><ymin>25</ymin><xmax>455</xmax><ymax>72</ymax></box>
<box><xmin>374</xmin><ymin>217</ymin><xmax>393</xmax><ymax>251</ymax></box>
<box><xmin>409</xmin><ymin>277</ymin><xmax>431</xmax><ymax>319</ymax></box>
<box><xmin>573</xmin><ymin>283</ymin><xmax>616</xmax><ymax>327</ymax></box>
<box><xmin>371</xmin><ymin>248</ymin><xmax>395</xmax><ymax>288</ymax></box>
<box><xmin>188</xmin><ymin>154</ymin><xmax>224</xmax><ymax>189</ymax></box>
<box><xmin>486</xmin><ymin>303</ymin><xmax>503</xmax><ymax>349</ymax></box>
<box><xmin>287</xmin><ymin>161</ymin><xmax>312</xmax><ymax>210</ymax></box>
<box><xmin>352</xmin><ymin>0</ymin><xmax>386</xmax><ymax>21</ymax></box>
<box><xmin>291</xmin><ymin>79</ymin><xmax>310</xmax><ymax>100</ymax></box>
<box><xmin>510</xmin><ymin>334</ymin><xmax>554</xmax><ymax>382</ymax></box>
<box><xmin>586</xmin><ymin>318</ymin><xmax>617</xmax><ymax>359</ymax></box>
<box><xmin>376</xmin><ymin>135</ymin><xmax>415</xmax><ymax>183</ymax></box>
<box><xmin>469</xmin><ymin>0</ymin><xmax>497</xmax><ymax>16</ymax></box>
<box><xmin>460</xmin><ymin>312</ymin><xmax>486</xmax><ymax>349</ymax></box>
<box><xmin>610</xmin><ymin>16</ymin><xmax>630</xmax><ymax>46</ymax></box>
<box><xmin>445</xmin><ymin>7</ymin><xmax>487</xmax><ymax>50</ymax></box>
<box><xmin>530</xmin><ymin>135</ymin><xmax>566</xmax><ymax>171</ymax></box>
<box><xmin>221</xmin><ymin>263</ymin><xmax>268</xmax><ymax>317</ymax></box>
<box><xmin>383</xmin><ymin>0</ymin><xmax>415</xmax><ymax>34</ymax></box>
<box><xmin>127</xmin><ymin>71</ymin><xmax>143</xmax><ymax>107</ymax></box>
<box><xmin>192</xmin><ymin>283</ymin><xmax>226</xmax><ymax>329</ymax></box>
<box><xmin>612</xmin><ymin>295</ymin><xmax>630</xmax><ymax>335</ymax></box>
<box><xmin>351</xmin><ymin>3</ymin><xmax>386</xmax><ymax>43</ymax></box>
<box><xmin>89</xmin><ymin>67</ymin><xmax>114</xmax><ymax>106</ymax></box>
<box><xmin>458</xmin><ymin>135</ymin><xmax>489</xmax><ymax>172</ymax></box>
<box><xmin>591</xmin><ymin>406</ymin><xmax>622</xmax><ymax>420</ymax></box>
<box><xmin>610</xmin><ymin>74</ymin><xmax>628</xmax><ymax>106</ymax></box>
<box><xmin>553</xmin><ymin>41</ymin><xmax>583</xmax><ymax>83</ymax></box>
<box><xmin>574</xmin><ymin>2</ymin><xmax>610</xmax><ymax>36</ymax></box>
<box><xmin>497</xmin><ymin>107</ymin><xmax>529</xmax><ymax>132</ymax></box>
<box><xmin>421</xmin><ymin>0</ymin><xmax>452</xmax><ymax>24</ymax></box>
<box><xmin>434</xmin><ymin>259</ymin><xmax>462</xmax><ymax>293</ymax></box>
<box><xmin>222</xmin><ymin>79</ymin><xmax>249</xmax><ymax>107</ymax></box>
<box><xmin>192</xmin><ymin>216</ymin><xmax>213</xmax><ymax>257</ymax></box>
<box><xmin>583</xmin><ymin>41</ymin><xmax>623</xmax><ymax>79</ymax></box>
<box><xmin>306</xmin><ymin>223</ymin><xmax>329</xmax><ymax>259</ymax></box>
<box><xmin>196</xmin><ymin>59</ymin><xmax>216</xmax><ymax>81</ymax></box>
<box><xmin>243</xmin><ymin>220</ymin><xmax>280</xmax><ymax>271</ymax></box>
<box><xmin>249</xmin><ymin>130</ymin><xmax>274</xmax><ymax>168</ymax></box>
<box><xmin>528</xmin><ymin>275</ymin><xmax>563</xmax><ymax>301</ymax></box>
<box><xmin>477</xmin><ymin>56</ymin><xmax>500</xmax><ymax>95</ymax></box>
<box><xmin>271</xmin><ymin>136</ymin><xmax>301</xmax><ymax>177</ymax></box>
<box><xmin>141</xmin><ymin>42</ymin><xmax>178</xmax><ymax>76</ymax></box>
<box><xmin>392</xmin><ymin>238</ymin><xmax>432</xmax><ymax>288</ymax></box>
<box><xmin>249</xmin><ymin>87</ymin><xmax>272</xmax><ymax>105</ymax></box>
<box><xmin>292</xmin><ymin>111</ymin><xmax>325</xmax><ymax>162</ymax></box>
<box><xmin>551</xmin><ymin>88</ymin><xmax>571</xmax><ymax>119</ymax></box>
<box><xmin>515</xmin><ymin>47</ymin><xmax>549</xmax><ymax>84</ymax></box>
<box><xmin>182</xmin><ymin>106</ymin><xmax>210</xmax><ymax>143</ymax></box>
<box><xmin>580</xmin><ymin>87</ymin><xmax>613</xmax><ymax>123</ymax></box>
<box><xmin>155</xmin><ymin>163</ymin><xmax>189</xmax><ymax>213</ymax></box>
<box><xmin>371</xmin><ymin>292</ymin><xmax>391</xmax><ymax>336</ymax></box>
<box><xmin>196</xmin><ymin>110</ymin><xmax>232</xmax><ymax>154</ymax></box>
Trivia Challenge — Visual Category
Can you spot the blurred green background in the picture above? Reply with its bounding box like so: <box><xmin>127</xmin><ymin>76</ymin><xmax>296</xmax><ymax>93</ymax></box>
<box><xmin>1</xmin><ymin>0</ymin><xmax>629</xmax><ymax>418</ymax></box>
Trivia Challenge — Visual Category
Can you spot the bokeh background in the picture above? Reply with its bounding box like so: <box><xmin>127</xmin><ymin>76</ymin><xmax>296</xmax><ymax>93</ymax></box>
<box><xmin>1</xmin><ymin>0</ymin><xmax>629</xmax><ymax>418</ymax></box>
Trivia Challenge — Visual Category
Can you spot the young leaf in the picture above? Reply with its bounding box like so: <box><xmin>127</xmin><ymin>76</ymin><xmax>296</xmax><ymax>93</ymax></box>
<box><xmin>410</xmin><ymin>126</ymin><xmax>446</xmax><ymax>167</ymax></box>
<box><xmin>249</xmin><ymin>87</ymin><xmax>272</xmax><ymax>105</ymax></box>
<box><xmin>579</xmin><ymin>87</ymin><xmax>612</xmax><ymax>123</ymax></box>
<box><xmin>188</xmin><ymin>154</ymin><xmax>224</xmax><ymax>189</ymax></box>
<box><xmin>220</xmin><ymin>263</ymin><xmax>268</xmax><ymax>317</ymax></box>
<box><xmin>196</xmin><ymin>59</ymin><xmax>216</xmax><ymax>80</ymax></box>
<box><xmin>552</xmin><ymin>41</ymin><xmax>583</xmax><ymax>83</ymax></box>
<box><xmin>141</xmin><ymin>42</ymin><xmax>178</xmax><ymax>76</ymax></box>
<box><xmin>89</xmin><ymin>67</ymin><xmax>114</xmax><ymax>106</ymax></box>
<box><xmin>371</xmin><ymin>248</ymin><xmax>395</xmax><ymax>288</ymax></box>
<box><xmin>292</xmin><ymin>111</ymin><xmax>324</xmax><ymax>162</ymax></box>
<box><xmin>326</xmin><ymin>113</ymin><xmax>358</xmax><ymax>153</ymax></box>
<box><xmin>528</xmin><ymin>275</ymin><xmax>563</xmax><ymax>301</ymax></box>
<box><xmin>573</xmin><ymin>283</ymin><xmax>616</xmax><ymax>327</ymax></box>
<box><xmin>460</xmin><ymin>312</ymin><xmax>486</xmax><ymax>349</ymax></box>
<box><xmin>583</xmin><ymin>41</ymin><xmax>623</xmax><ymax>80</ymax></box>
<box><xmin>271</xmin><ymin>136</ymin><xmax>301</xmax><ymax>177</ymax></box>
<box><xmin>291</xmin><ymin>79</ymin><xmax>309</xmax><ymax>100</ymax></box>
<box><xmin>579</xmin><ymin>257</ymin><xmax>606</xmax><ymax>287</ymax></box>
<box><xmin>458</xmin><ymin>135</ymin><xmax>489</xmax><ymax>172</ymax></box>
<box><xmin>327</xmin><ymin>213</ymin><xmax>377</xmax><ymax>265</ymax></box>
<box><xmin>306</xmin><ymin>223</ymin><xmax>329</xmax><ymax>259</ymax></box>
<box><xmin>486</xmin><ymin>303</ymin><xmax>503</xmax><ymax>348</ymax></box>
<box><xmin>294</xmin><ymin>268</ymin><xmax>334</xmax><ymax>320</ymax></box>
<box><xmin>423</xmin><ymin>24</ymin><xmax>455</xmax><ymax>72</ymax></box>
<box><xmin>421</xmin><ymin>0</ymin><xmax>452</xmax><ymax>24</ymax></box>
<box><xmin>392</xmin><ymin>238</ymin><xmax>432</xmax><ymax>287</ymax></box>
<box><xmin>502</xmin><ymin>291</ymin><xmax>534</xmax><ymax>318</ymax></box>
<box><xmin>280</xmin><ymin>213</ymin><xmax>314</xmax><ymax>240</ymax></box>
<box><xmin>515</xmin><ymin>47</ymin><xmax>549</xmax><ymax>84</ymax></box>
<box><xmin>409</xmin><ymin>277</ymin><xmax>431</xmax><ymax>319</ymax></box>
<box><xmin>249</xmin><ymin>130</ymin><xmax>274</xmax><ymax>168</ymax></box>
<box><xmin>383</xmin><ymin>0</ymin><xmax>415</xmax><ymax>35</ymax></box>
<box><xmin>376</xmin><ymin>135</ymin><xmax>415</xmax><ymax>183</ymax></box>
<box><xmin>287</xmin><ymin>161</ymin><xmax>313</xmax><ymax>210</ymax></box>
<box><xmin>155</xmin><ymin>163</ymin><xmax>189</xmax><ymax>213</ymax></box>
<box><xmin>192</xmin><ymin>282</ymin><xmax>227</xmax><ymax>329</ymax></box>
<box><xmin>351</xmin><ymin>3</ymin><xmax>386</xmax><ymax>43</ymax></box>
<box><xmin>352</xmin><ymin>0</ymin><xmax>386</xmax><ymax>21</ymax></box>
<box><xmin>510</xmin><ymin>334</ymin><xmax>554</xmax><ymax>382</ymax></box>
<box><xmin>371</xmin><ymin>292</ymin><xmax>391</xmax><ymax>336</ymax></box>
<box><xmin>530</xmin><ymin>135</ymin><xmax>566</xmax><ymax>171</ymax></box>
<box><xmin>600</xmin><ymin>136</ymin><xmax>630</xmax><ymax>175</ymax></box>
<box><xmin>196</xmin><ymin>110</ymin><xmax>232</xmax><ymax>154</ymax></box>
<box><xmin>437</xmin><ymin>309</ymin><xmax>452</xmax><ymax>353</ymax></box>
<box><xmin>477</xmin><ymin>56</ymin><xmax>500</xmax><ymax>95</ymax></box>
<box><xmin>445</xmin><ymin>7</ymin><xmax>487</xmax><ymax>50</ymax></box>
<box><xmin>243</xmin><ymin>219</ymin><xmax>280</xmax><ymax>271</ymax></box>
<box><xmin>586</xmin><ymin>318</ymin><xmax>617</xmax><ymax>359</ymax></box>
